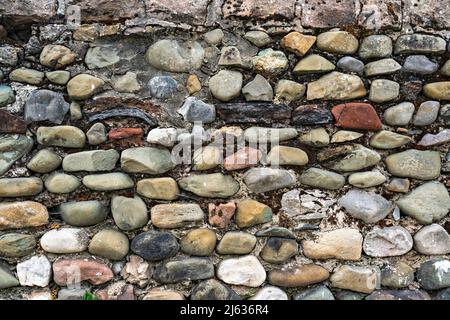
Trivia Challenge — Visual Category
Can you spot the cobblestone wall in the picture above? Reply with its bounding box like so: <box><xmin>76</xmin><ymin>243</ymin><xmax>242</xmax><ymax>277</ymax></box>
<box><xmin>0</xmin><ymin>0</ymin><xmax>449</xmax><ymax>300</ymax></box>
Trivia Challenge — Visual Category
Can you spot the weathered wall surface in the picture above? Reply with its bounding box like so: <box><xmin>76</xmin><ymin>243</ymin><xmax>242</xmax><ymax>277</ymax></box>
<box><xmin>0</xmin><ymin>0</ymin><xmax>449</xmax><ymax>300</ymax></box>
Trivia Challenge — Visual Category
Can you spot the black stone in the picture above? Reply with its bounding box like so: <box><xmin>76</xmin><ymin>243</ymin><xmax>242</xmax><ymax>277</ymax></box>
<box><xmin>130</xmin><ymin>231</ymin><xmax>179</xmax><ymax>261</ymax></box>
<box><xmin>153</xmin><ymin>257</ymin><xmax>214</xmax><ymax>284</ymax></box>
<box><xmin>255</xmin><ymin>227</ymin><xmax>296</xmax><ymax>239</ymax></box>
<box><xmin>417</xmin><ymin>259</ymin><xmax>450</xmax><ymax>290</ymax></box>
<box><xmin>87</xmin><ymin>108</ymin><xmax>156</xmax><ymax>126</ymax></box>
<box><xmin>435</xmin><ymin>288</ymin><xmax>450</xmax><ymax>300</ymax></box>
<box><xmin>292</xmin><ymin>104</ymin><xmax>333</xmax><ymax>125</ymax></box>
<box><xmin>191</xmin><ymin>279</ymin><xmax>241</xmax><ymax>300</ymax></box>
<box><xmin>216</xmin><ymin>103</ymin><xmax>292</xmax><ymax>124</ymax></box>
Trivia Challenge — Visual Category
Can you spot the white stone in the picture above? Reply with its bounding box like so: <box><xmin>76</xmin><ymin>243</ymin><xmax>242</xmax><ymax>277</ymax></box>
<box><xmin>40</xmin><ymin>228</ymin><xmax>89</xmax><ymax>254</ymax></box>
<box><xmin>17</xmin><ymin>255</ymin><xmax>52</xmax><ymax>287</ymax></box>
<box><xmin>146</xmin><ymin>128</ymin><xmax>178</xmax><ymax>147</ymax></box>
<box><xmin>250</xmin><ymin>286</ymin><xmax>288</xmax><ymax>300</ymax></box>
<box><xmin>217</xmin><ymin>255</ymin><xmax>266</xmax><ymax>287</ymax></box>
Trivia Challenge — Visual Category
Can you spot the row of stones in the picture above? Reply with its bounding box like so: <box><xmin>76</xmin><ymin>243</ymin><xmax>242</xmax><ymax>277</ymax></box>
<box><xmin>1</xmin><ymin>0</ymin><xmax>448</xmax><ymax>31</ymax></box>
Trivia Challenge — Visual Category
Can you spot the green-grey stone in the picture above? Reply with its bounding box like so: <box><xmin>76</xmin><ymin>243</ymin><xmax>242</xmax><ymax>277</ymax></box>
<box><xmin>46</xmin><ymin>71</ymin><xmax>71</xmax><ymax>85</ymax></box>
<box><xmin>0</xmin><ymin>85</ymin><xmax>15</xmax><ymax>107</ymax></box>
<box><xmin>0</xmin><ymin>265</ymin><xmax>19</xmax><ymax>289</ymax></box>
<box><xmin>369</xmin><ymin>130</ymin><xmax>412</xmax><ymax>149</ymax></box>
<box><xmin>397</xmin><ymin>182</ymin><xmax>450</xmax><ymax>225</ymax></box>
<box><xmin>85</xmin><ymin>47</ymin><xmax>120</xmax><ymax>69</ymax></box>
<box><xmin>121</xmin><ymin>147</ymin><xmax>176</xmax><ymax>174</ymax></box>
<box><xmin>0</xmin><ymin>233</ymin><xmax>36</xmax><ymax>258</ymax></box>
<box><xmin>178</xmin><ymin>173</ymin><xmax>239</xmax><ymax>198</ymax></box>
<box><xmin>385</xmin><ymin>150</ymin><xmax>441</xmax><ymax>180</ymax></box>
<box><xmin>60</xmin><ymin>200</ymin><xmax>108</xmax><ymax>227</ymax></box>
<box><xmin>0</xmin><ymin>134</ymin><xmax>34</xmax><ymax>175</ymax></box>
<box><xmin>300</xmin><ymin>168</ymin><xmax>345</xmax><ymax>190</ymax></box>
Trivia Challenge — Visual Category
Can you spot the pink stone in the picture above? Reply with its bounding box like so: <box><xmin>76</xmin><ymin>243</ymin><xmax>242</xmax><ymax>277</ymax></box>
<box><xmin>208</xmin><ymin>202</ymin><xmax>236</xmax><ymax>228</ymax></box>
<box><xmin>418</xmin><ymin>129</ymin><xmax>450</xmax><ymax>147</ymax></box>
<box><xmin>53</xmin><ymin>259</ymin><xmax>113</xmax><ymax>286</ymax></box>
<box><xmin>224</xmin><ymin>147</ymin><xmax>261</xmax><ymax>171</ymax></box>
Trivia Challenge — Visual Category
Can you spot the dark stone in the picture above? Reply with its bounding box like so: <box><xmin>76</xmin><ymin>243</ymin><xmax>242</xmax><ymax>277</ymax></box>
<box><xmin>191</xmin><ymin>279</ymin><xmax>241</xmax><ymax>300</ymax></box>
<box><xmin>0</xmin><ymin>110</ymin><xmax>27</xmax><ymax>134</ymax></box>
<box><xmin>365</xmin><ymin>290</ymin><xmax>431</xmax><ymax>300</ymax></box>
<box><xmin>400</xmin><ymin>81</ymin><xmax>422</xmax><ymax>101</ymax></box>
<box><xmin>435</xmin><ymin>288</ymin><xmax>450</xmax><ymax>300</ymax></box>
<box><xmin>216</xmin><ymin>103</ymin><xmax>292</xmax><ymax>124</ymax></box>
<box><xmin>0</xmin><ymin>233</ymin><xmax>36</xmax><ymax>258</ymax></box>
<box><xmin>131</xmin><ymin>231</ymin><xmax>179</xmax><ymax>261</ymax></box>
<box><xmin>71</xmin><ymin>0</ymin><xmax>145</xmax><ymax>23</ymax></box>
<box><xmin>335</xmin><ymin>290</ymin><xmax>366</xmax><ymax>300</ymax></box>
<box><xmin>255</xmin><ymin>227</ymin><xmax>296</xmax><ymax>239</ymax></box>
<box><xmin>417</xmin><ymin>259</ymin><xmax>450</xmax><ymax>290</ymax></box>
<box><xmin>292</xmin><ymin>104</ymin><xmax>333</xmax><ymax>125</ymax></box>
<box><xmin>87</xmin><ymin>108</ymin><xmax>156</xmax><ymax>126</ymax></box>
<box><xmin>153</xmin><ymin>257</ymin><xmax>214</xmax><ymax>284</ymax></box>
<box><xmin>178</xmin><ymin>97</ymin><xmax>215</xmax><ymax>123</ymax></box>
<box><xmin>24</xmin><ymin>89</ymin><xmax>69</xmax><ymax>124</ymax></box>
<box><xmin>293</xmin><ymin>285</ymin><xmax>335</xmax><ymax>300</ymax></box>
<box><xmin>149</xmin><ymin>76</ymin><xmax>177</xmax><ymax>99</ymax></box>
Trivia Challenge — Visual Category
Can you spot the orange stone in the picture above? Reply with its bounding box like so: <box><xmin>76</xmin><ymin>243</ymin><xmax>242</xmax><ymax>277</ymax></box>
<box><xmin>281</xmin><ymin>32</ymin><xmax>317</xmax><ymax>56</ymax></box>
<box><xmin>108</xmin><ymin>128</ymin><xmax>143</xmax><ymax>140</ymax></box>
<box><xmin>223</xmin><ymin>147</ymin><xmax>261</xmax><ymax>171</ymax></box>
<box><xmin>332</xmin><ymin>102</ymin><xmax>382</xmax><ymax>131</ymax></box>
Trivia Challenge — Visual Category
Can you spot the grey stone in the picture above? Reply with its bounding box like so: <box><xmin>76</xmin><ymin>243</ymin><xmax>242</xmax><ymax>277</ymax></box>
<box><xmin>403</xmin><ymin>55</ymin><xmax>438</xmax><ymax>74</ymax></box>
<box><xmin>414</xmin><ymin>224</ymin><xmax>450</xmax><ymax>255</ymax></box>
<box><xmin>88</xmin><ymin>229</ymin><xmax>129</xmax><ymax>260</ymax></box>
<box><xmin>252</xmin><ymin>49</ymin><xmax>288</xmax><ymax>76</ymax></box>
<box><xmin>111</xmin><ymin>195</ymin><xmax>148</xmax><ymax>231</ymax></box>
<box><xmin>0</xmin><ymin>134</ymin><xmax>33</xmax><ymax>175</ymax></box>
<box><xmin>146</xmin><ymin>128</ymin><xmax>177</xmax><ymax>147</ymax></box>
<box><xmin>413</xmin><ymin>101</ymin><xmax>440</xmax><ymax>126</ymax></box>
<box><xmin>191</xmin><ymin>279</ymin><xmax>240</xmax><ymax>300</ymax></box>
<box><xmin>153</xmin><ymin>258</ymin><xmax>214</xmax><ymax>284</ymax></box>
<box><xmin>37</xmin><ymin>126</ymin><xmax>86</xmax><ymax>148</ymax></box>
<box><xmin>300</xmin><ymin>168</ymin><xmax>345</xmax><ymax>190</ymax></box>
<box><xmin>44</xmin><ymin>173</ymin><xmax>80</xmax><ymax>194</ymax></box>
<box><xmin>394</xmin><ymin>34</ymin><xmax>446</xmax><ymax>54</ymax></box>
<box><xmin>204</xmin><ymin>29</ymin><xmax>224</xmax><ymax>46</ymax></box>
<box><xmin>0</xmin><ymin>264</ymin><xmax>19</xmax><ymax>289</ymax></box>
<box><xmin>337</xmin><ymin>56</ymin><xmax>364</xmax><ymax>74</ymax></box>
<box><xmin>383</xmin><ymin>102</ymin><xmax>415</xmax><ymax>126</ymax></box>
<box><xmin>317</xmin><ymin>144</ymin><xmax>381</xmax><ymax>172</ymax></box>
<box><xmin>69</xmin><ymin>102</ymin><xmax>82</xmax><ymax>120</ymax></box>
<box><xmin>244</xmin><ymin>127</ymin><xmax>297</xmax><ymax>143</ymax></box>
<box><xmin>359</xmin><ymin>35</ymin><xmax>393</xmax><ymax>59</ymax></box>
<box><xmin>86</xmin><ymin>123</ymin><xmax>107</xmax><ymax>145</ymax></box>
<box><xmin>9</xmin><ymin>68</ymin><xmax>45</xmax><ymax>85</ymax></box>
<box><xmin>149</xmin><ymin>76</ymin><xmax>177</xmax><ymax>99</ymax></box>
<box><xmin>178</xmin><ymin>173</ymin><xmax>239</xmax><ymax>198</ymax></box>
<box><xmin>369</xmin><ymin>130</ymin><xmax>412</xmax><ymax>149</ymax></box>
<box><xmin>348</xmin><ymin>170</ymin><xmax>386</xmax><ymax>188</ymax></box>
<box><xmin>417</xmin><ymin>259</ymin><xmax>450</xmax><ymax>290</ymax></box>
<box><xmin>60</xmin><ymin>200</ymin><xmax>108</xmax><ymax>227</ymax></box>
<box><xmin>85</xmin><ymin>46</ymin><xmax>120</xmax><ymax>69</ymax></box>
<box><xmin>243</xmin><ymin>168</ymin><xmax>296</xmax><ymax>193</ymax></box>
<box><xmin>0</xmin><ymin>233</ymin><xmax>36</xmax><ymax>258</ymax></box>
<box><xmin>209</xmin><ymin>70</ymin><xmax>243</xmax><ymax>102</ymax></box>
<box><xmin>112</xmin><ymin>72</ymin><xmax>141</xmax><ymax>93</ymax></box>
<box><xmin>339</xmin><ymin>189</ymin><xmax>393</xmax><ymax>223</ymax></box>
<box><xmin>82</xmin><ymin>173</ymin><xmax>134</xmax><ymax>191</ymax></box>
<box><xmin>364</xmin><ymin>58</ymin><xmax>401</xmax><ymax>76</ymax></box>
<box><xmin>45</xmin><ymin>71</ymin><xmax>70</xmax><ymax>85</ymax></box>
<box><xmin>218</xmin><ymin>46</ymin><xmax>243</xmax><ymax>67</ymax></box>
<box><xmin>244</xmin><ymin>31</ymin><xmax>272</xmax><ymax>47</ymax></box>
<box><xmin>381</xmin><ymin>261</ymin><xmax>415</xmax><ymax>289</ymax></box>
<box><xmin>27</xmin><ymin>149</ymin><xmax>61</xmax><ymax>173</ymax></box>
<box><xmin>385</xmin><ymin>150</ymin><xmax>441</xmax><ymax>180</ymax></box>
<box><xmin>363</xmin><ymin>226</ymin><xmax>413</xmax><ymax>257</ymax></box>
<box><xmin>369</xmin><ymin>79</ymin><xmax>399</xmax><ymax>103</ymax></box>
<box><xmin>178</xmin><ymin>97</ymin><xmax>215</xmax><ymax>123</ymax></box>
<box><xmin>145</xmin><ymin>40</ymin><xmax>204</xmax><ymax>72</ymax></box>
<box><xmin>397</xmin><ymin>182</ymin><xmax>450</xmax><ymax>225</ymax></box>
<box><xmin>0</xmin><ymin>45</ymin><xmax>19</xmax><ymax>66</ymax></box>
<box><xmin>242</xmin><ymin>74</ymin><xmax>273</xmax><ymax>102</ymax></box>
<box><xmin>131</xmin><ymin>231</ymin><xmax>179</xmax><ymax>261</ymax></box>
<box><xmin>0</xmin><ymin>85</ymin><xmax>15</xmax><ymax>107</ymax></box>
<box><xmin>63</xmin><ymin>149</ymin><xmax>119</xmax><ymax>172</ymax></box>
<box><xmin>121</xmin><ymin>147</ymin><xmax>176</xmax><ymax>174</ymax></box>
<box><xmin>294</xmin><ymin>285</ymin><xmax>335</xmax><ymax>300</ymax></box>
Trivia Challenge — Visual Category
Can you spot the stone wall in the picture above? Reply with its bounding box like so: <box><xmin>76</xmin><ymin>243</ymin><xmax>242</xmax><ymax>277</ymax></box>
<box><xmin>0</xmin><ymin>0</ymin><xmax>449</xmax><ymax>300</ymax></box>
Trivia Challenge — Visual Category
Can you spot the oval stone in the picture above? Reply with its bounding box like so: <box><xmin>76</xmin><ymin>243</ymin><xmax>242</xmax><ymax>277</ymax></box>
<box><xmin>217</xmin><ymin>255</ymin><xmax>266</xmax><ymax>287</ymax></box>
<box><xmin>131</xmin><ymin>231</ymin><xmax>179</xmax><ymax>261</ymax></box>
<box><xmin>40</xmin><ymin>228</ymin><xmax>89</xmax><ymax>254</ymax></box>
<box><xmin>363</xmin><ymin>226</ymin><xmax>413</xmax><ymax>257</ymax></box>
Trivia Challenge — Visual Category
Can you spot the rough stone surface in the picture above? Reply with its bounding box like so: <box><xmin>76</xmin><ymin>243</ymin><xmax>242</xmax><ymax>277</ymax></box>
<box><xmin>363</xmin><ymin>226</ymin><xmax>413</xmax><ymax>257</ymax></box>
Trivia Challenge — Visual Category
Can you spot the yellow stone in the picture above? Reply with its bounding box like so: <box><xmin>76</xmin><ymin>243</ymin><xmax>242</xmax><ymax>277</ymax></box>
<box><xmin>67</xmin><ymin>74</ymin><xmax>104</xmax><ymax>100</ymax></box>
<box><xmin>423</xmin><ymin>81</ymin><xmax>450</xmax><ymax>100</ymax></box>
<box><xmin>0</xmin><ymin>201</ymin><xmax>48</xmax><ymax>230</ymax></box>
<box><xmin>267</xmin><ymin>146</ymin><xmax>309</xmax><ymax>166</ymax></box>
<box><xmin>180</xmin><ymin>228</ymin><xmax>217</xmax><ymax>256</ymax></box>
<box><xmin>281</xmin><ymin>32</ymin><xmax>316</xmax><ymax>56</ymax></box>
<box><xmin>235</xmin><ymin>199</ymin><xmax>273</xmax><ymax>228</ymax></box>
<box><xmin>186</xmin><ymin>74</ymin><xmax>201</xmax><ymax>95</ymax></box>
<box><xmin>136</xmin><ymin>177</ymin><xmax>178</xmax><ymax>200</ymax></box>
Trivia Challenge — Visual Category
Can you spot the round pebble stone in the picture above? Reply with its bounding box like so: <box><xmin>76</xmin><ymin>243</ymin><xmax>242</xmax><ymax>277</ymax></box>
<box><xmin>209</xmin><ymin>70</ymin><xmax>243</xmax><ymax>102</ymax></box>
<box><xmin>216</xmin><ymin>231</ymin><xmax>256</xmax><ymax>255</ymax></box>
<box><xmin>143</xmin><ymin>289</ymin><xmax>185</xmax><ymax>300</ymax></box>
<box><xmin>268</xmin><ymin>264</ymin><xmax>330</xmax><ymax>287</ymax></box>
<box><xmin>294</xmin><ymin>285</ymin><xmax>335</xmax><ymax>300</ymax></box>
<box><xmin>191</xmin><ymin>279</ymin><xmax>239</xmax><ymax>300</ymax></box>
<box><xmin>180</xmin><ymin>228</ymin><xmax>217</xmax><ymax>256</ymax></box>
<box><xmin>111</xmin><ymin>195</ymin><xmax>148</xmax><ymax>231</ymax></box>
<box><xmin>217</xmin><ymin>255</ymin><xmax>266</xmax><ymax>287</ymax></box>
<box><xmin>348</xmin><ymin>170</ymin><xmax>386</xmax><ymax>188</ymax></box>
<box><xmin>60</xmin><ymin>200</ymin><xmax>108</xmax><ymax>227</ymax></box>
<box><xmin>88</xmin><ymin>229</ymin><xmax>129</xmax><ymax>260</ymax></box>
<box><xmin>131</xmin><ymin>231</ymin><xmax>179</xmax><ymax>261</ymax></box>
<box><xmin>363</xmin><ymin>226</ymin><xmax>413</xmax><ymax>257</ymax></box>
<box><xmin>413</xmin><ymin>224</ymin><xmax>450</xmax><ymax>255</ymax></box>
<box><xmin>260</xmin><ymin>237</ymin><xmax>298</xmax><ymax>263</ymax></box>
<box><xmin>337</xmin><ymin>56</ymin><xmax>364</xmax><ymax>74</ymax></box>
<box><xmin>417</xmin><ymin>259</ymin><xmax>450</xmax><ymax>290</ymax></box>
<box><xmin>44</xmin><ymin>173</ymin><xmax>80</xmax><ymax>194</ymax></box>
<box><xmin>250</xmin><ymin>286</ymin><xmax>288</xmax><ymax>300</ymax></box>
<box><xmin>0</xmin><ymin>233</ymin><xmax>36</xmax><ymax>258</ymax></box>
<box><xmin>40</xmin><ymin>228</ymin><xmax>89</xmax><ymax>254</ymax></box>
<box><xmin>26</xmin><ymin>149</ymin><xmax>61</xmax><ymax>173</ymax></box>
